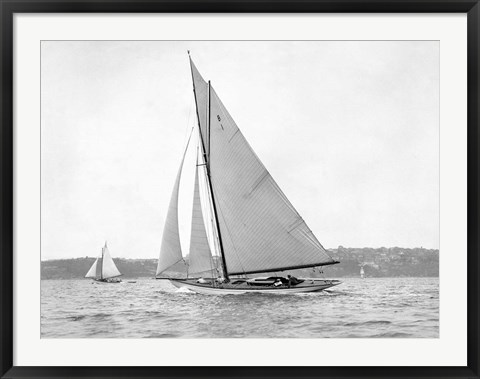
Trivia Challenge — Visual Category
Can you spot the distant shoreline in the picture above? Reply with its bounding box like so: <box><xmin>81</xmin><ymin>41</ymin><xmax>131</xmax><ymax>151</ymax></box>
<box><xmin>41</xmin><ymin>247</ymin><xmax>439</xmax><ymax>280</ymax></box>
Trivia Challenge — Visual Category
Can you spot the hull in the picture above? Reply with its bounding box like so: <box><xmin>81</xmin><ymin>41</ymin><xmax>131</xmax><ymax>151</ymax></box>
<box><xmin>93</xmin><ymin>278</ymin><xmax>122</xmax><ymax>283</ymax></box>
<box><xmin>169</xmin><ymin>278</ymin><xmax>341</xmax><ymax>295</ymax></box>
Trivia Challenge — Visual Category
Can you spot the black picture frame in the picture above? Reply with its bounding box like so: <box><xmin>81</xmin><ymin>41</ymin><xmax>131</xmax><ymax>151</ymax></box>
<box><xmin>1</xmin><ymin>1</ymin><xmax>479</xmax><ymax>378</ymax></box>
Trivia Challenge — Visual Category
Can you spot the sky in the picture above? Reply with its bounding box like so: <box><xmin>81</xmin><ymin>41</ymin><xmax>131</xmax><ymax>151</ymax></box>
<box><xmin>41</xmin><ymin>41</ymin><xmax>439</xmax><ymax>260</ymax></box>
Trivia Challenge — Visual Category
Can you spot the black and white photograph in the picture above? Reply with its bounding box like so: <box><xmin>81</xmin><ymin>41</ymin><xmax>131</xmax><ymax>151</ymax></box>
<box><xmin>40</xmin><ymin>41</ymin><xmax>439</xmax><ymax>338</ymax></box>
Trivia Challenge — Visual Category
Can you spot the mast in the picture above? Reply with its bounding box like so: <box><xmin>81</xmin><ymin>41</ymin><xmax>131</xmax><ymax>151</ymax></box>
<box><xmin>207</xmin><ymin>80</ymin><xmax>229</xmax><ymax>281</ymax></box>
<box><xmin>100</xmin><ymin>245</ymin><xmax>104</xmax><ymax>280</ymax></box>
<box><xmin>188</xmin><ymin>54</ymin><xmax>229</xmax><ymax>281</ymax></box>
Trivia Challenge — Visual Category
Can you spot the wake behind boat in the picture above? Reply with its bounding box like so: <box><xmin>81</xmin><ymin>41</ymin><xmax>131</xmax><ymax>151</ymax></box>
<box><xmin>156</xmin><ymin>54</ymin><xmax>341</xmax><ymax>295</ymax></box>
<box><xmin>85</xmin><ymin>242</ymin><xmax>123</xmax><ymax>283</ymax></box>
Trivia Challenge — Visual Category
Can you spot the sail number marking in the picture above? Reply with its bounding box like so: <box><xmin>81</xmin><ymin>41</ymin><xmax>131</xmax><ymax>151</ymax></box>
<box><xmin>217</xmin><ymin>115</ymin><xmax>224</xmax><ymax>130</ymax></box>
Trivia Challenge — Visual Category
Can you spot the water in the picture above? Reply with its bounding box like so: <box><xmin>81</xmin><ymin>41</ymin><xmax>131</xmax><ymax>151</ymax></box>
<box><xmin>41</xmin><ymin>277</ymin><xmax>438</xmax><ymax>338</ymax></box>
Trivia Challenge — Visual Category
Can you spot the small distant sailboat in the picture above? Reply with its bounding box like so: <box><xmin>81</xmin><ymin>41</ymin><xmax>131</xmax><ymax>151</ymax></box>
<box><xmin>85</xmin><ymin>242</ymin><xmax>122</xmax><ymax>283</ymax></box>
<box><xmin>155</xmin><ymin>54</ymin><xmax>341</xmax><ymax>295</ymax></box>
<box><xmin>360</xmin><ymin>265</ymin><xmax>365</xmax><ymax>279</ymax></box>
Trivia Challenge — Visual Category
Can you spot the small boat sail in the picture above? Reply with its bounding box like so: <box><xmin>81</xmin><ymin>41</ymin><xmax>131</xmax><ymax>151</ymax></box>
<box><xmin>156</xmin><ymin>54</ymin><xmax>341</xmax><ymax>294</ymax></box>
<box><xmin>85</xmin><ymin>242</ymin><xmax>122</xmax><ymax>283</ymax></box>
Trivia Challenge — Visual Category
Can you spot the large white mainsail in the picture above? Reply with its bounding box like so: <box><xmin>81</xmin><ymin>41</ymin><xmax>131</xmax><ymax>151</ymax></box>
<box><xmin>190</xmin><ymin>59</ymin><xmax>337</xmax><ymax>276</ymax></box>
<box><xmin>102</xmin><ymin>244</ymin><xmax>122</xmax><ymax>279</ymax></box>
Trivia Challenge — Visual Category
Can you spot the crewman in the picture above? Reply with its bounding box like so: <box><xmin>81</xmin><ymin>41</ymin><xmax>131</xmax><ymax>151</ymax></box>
<box><xmin>287</xmin><ymin>274</ymin><xmax>300</xmax><ymax>288</ymax></box>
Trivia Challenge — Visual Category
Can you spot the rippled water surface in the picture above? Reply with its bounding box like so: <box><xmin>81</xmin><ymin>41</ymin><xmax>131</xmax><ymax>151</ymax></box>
<box><xmin>41</xmin><ymin>277</ymin><xmax>438</xmax><ymax>338</ymax></box>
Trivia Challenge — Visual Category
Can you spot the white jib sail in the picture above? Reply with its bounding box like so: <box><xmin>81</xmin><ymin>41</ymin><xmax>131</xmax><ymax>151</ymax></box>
<box><xmin>188</xmin><ymin>163</ymin><xmax>215</xmax><ymax>276</ymax></box>
<box><xmin>102</xmin><ymin>245</ymin><xmax>122</xmax><ymax>279</ymax></box>
<box><xmin>85</xmin><ymin>258</ymin><xmax>99</xmax><ymax>278</ymax></box>
<box><xmin>156</xmin><ymin>137</ymin><xmax>191</xmax><ymax>277</ymax></box>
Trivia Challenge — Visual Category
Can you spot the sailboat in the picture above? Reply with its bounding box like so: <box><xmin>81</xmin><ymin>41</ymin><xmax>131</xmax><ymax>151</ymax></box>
<box><xmin>156</xmin><ymin>54</ymin><xmax>341</xmax><ymax>295</ymax></box>
<box><xmin>85</xmin><ymin>242</ymin><xmax>123</xmax><ymax>283</ymax></box>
